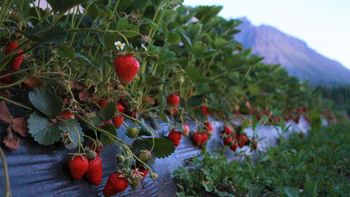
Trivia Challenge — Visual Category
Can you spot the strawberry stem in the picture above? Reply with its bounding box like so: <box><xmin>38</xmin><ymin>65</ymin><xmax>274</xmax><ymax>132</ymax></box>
<box><xmin>0</xmin><ymin>147</ymin><xmax>12</xmax><ymax>197</ymax></box>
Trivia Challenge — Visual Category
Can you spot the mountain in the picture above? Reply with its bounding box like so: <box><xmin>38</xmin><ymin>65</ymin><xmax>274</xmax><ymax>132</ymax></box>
<box><xmin>235</xmin><ymin>18</ymin><xmax>350</xmax><ymax>86</ymax></box>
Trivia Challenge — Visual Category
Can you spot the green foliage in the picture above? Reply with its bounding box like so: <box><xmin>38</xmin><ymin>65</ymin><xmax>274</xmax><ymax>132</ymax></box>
<box><xmin>133</xmin><ymin>138</ymin><xmax>175</xmax><ymax>159</ymax></box>
<box><xmin>28</xmin><ymin>89</ymin><xmax>63</xmax><ymax>118</ymax></box>
<box><xmin>174</xmin><ymin>123</ymin><xmax>350</xmax><ymax>196</ymax></box>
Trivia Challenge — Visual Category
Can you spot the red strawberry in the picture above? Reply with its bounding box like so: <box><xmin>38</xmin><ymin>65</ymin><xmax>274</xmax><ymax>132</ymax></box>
<box><xmin>191</xmin><ymin>132</ymin><xmax>202</xmax><ymax>147</ymax></box>
<box><xmin>112</xmin><ymin>115</ymin><xmax>124</xmax><ymax>128</ymax></box>
<box><xmin>182</xmin><ymin>123</ymin><xmax>190</xmax><ymax>137</ymax></box>
<box><xmin>113</xmin><ymin>55</ymin><xmax>140</xmax><ymax>85</ymax></box>
<box><xmin>230</xmin><ymin>142</ymin><xmax>238</xmax><ymax>152</ymax></box>
<box><xmin>167</xmin><ymin>94</ymin><xmax>180</xmax><ymax>107</ymax></box>
<box><xmin>201</xmin><ymin>132</ymin><xmax>209</xmax><ymax>145</ymax></box>
<box><xmin>224</xmin><ymin>137</ymin><xmax>232</xmax><ymax>146</ymax></box>
<box><xmin>168</xmin><ymin>129</ymin><xmax>182</xmax><ymax>147</ymax></box>
<box><xmin>238</xmin><ymin>134</ymin><xmax>249</xmax><ymax>148</ymax></box>
<box><xmin>68</xmin><ymin>155</ymin><xmax>89</xmax><ymax>180</ymax></box>
<box><xmin>223</xmin><ymin>126</ymin><xmax>233</xmax><ymax>135</ymax></box>
<box><xmin>139</xmin><ymin>167</ymin><xmax>149</xmax><ymax>179</ymax></box>
<box><xmin>204</xmin><ymin>122</ymin><xmax>213</xmax><ymax>133</ymax></box>
<box><xmin>60</xmin><ymin>110</ymin><xmax>75</xmax><ymax>119</ymax></box>
<box><xmin>201</xmin><ymin>105</ymin><xmax>209</xmax><ymax>116</ymax></box>
<box><xmin>98</xmin><ymin>99</ymin><xmax>109</xmax><ymax>108</ymax></box>
<box><xmin>85</xmin><ymin>155</ymin><xmax>103</xmax><ymax>185</ymax></box>
<box><xmin>117</xmin><ymin>103</ymin><xmax>125</xmax><ymax>113</ymax></box>
<box><xmin>103</xmin><ymin>172</ymin><xmax>129</xmax><ymax>196</ymax></box>
<box><xmin>4</xmin><ymin>41</ymin><xmax>24</xmax><ymax>71</ymax></box>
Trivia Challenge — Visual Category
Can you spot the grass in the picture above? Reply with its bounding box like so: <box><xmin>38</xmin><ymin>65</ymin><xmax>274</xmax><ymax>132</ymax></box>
<box><xmin>174</xmin><ymin>123</ymin><xmax>350</xmax><ymax>197</ymax></box>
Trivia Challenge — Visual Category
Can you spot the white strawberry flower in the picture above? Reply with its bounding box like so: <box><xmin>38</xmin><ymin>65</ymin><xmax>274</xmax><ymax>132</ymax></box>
<box><xmin>141</xmin><ymin>43</ymin><xmax>148</xmax><ymax>51</ymax></box>
<box><xmin>114</xmin><ymin>41</ymin><xmax>125</xmax><ymax>50</ymax></box>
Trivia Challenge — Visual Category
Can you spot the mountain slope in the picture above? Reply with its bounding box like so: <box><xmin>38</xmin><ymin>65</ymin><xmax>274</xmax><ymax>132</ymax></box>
<box><xmin>235</xmin><ymin>18</ymin><xmax>350</xmax><ymax>86</ymax></box>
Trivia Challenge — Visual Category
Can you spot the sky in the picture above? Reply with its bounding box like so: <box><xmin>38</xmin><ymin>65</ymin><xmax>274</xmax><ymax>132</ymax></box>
<box><xmin>184</xmin><ymin>0</ymin><xmax>350</xmax><ymax>69</ymax></box>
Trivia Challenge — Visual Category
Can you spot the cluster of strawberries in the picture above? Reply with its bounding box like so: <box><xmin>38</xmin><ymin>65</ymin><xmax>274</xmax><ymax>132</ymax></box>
<box><xmin>221</xmin><ymin>125</ymin><xmax>257</xmax><ymax>152</ymax></box>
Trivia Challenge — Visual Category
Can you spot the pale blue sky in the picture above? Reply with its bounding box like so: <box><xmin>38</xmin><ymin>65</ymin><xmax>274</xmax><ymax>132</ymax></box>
<box><xmin>184</xmin><ymin>0</ymin><xmax>350</xmax><ymax>69</ymax></box>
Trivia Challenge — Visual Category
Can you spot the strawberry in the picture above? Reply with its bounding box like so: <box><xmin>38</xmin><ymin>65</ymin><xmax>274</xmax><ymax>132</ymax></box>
<box><xmin>103</xmin><ymin>172</ymin><xmax>129</xmax><ymax>196</ymax></box>
<box><xmin>167</xmin><ymin>94</ymin><xmax>180</xmax><ymax>107</ymax></box>
<box><xmin>113</xmin><ymin>55</ymin><xmax>140</xmax><ymax>85</ymax></box>
<box><xmin>60</xmin><ymin>110</ymin><xmax>75</xmax><ymax>119</ymax></box>
<box><xmin>230</xmin><ymin>142</ymin><xmax>238</xmax><ymax>152</ymax></box>
<box><xmin>201</xmin><ymin>105</ymin><xmax>209</xmax><ymax>116</ymax></box>
<box><xmin>191</xmin><ymin>132</ymin><xmax>202</xmax><ymax>147</ymax></box>
<box><xmin>201</xmin><ymin>132</ymin><xmax>209</xmax><ymax>145</ymax></box>
<box><xmin>223</xmin><ymin>126</ymin><xmax>233</xmax><ymax>135</ymax></box>
<box><xmin>138</xmin><ymin>149</ymin><xmax>152</xmax><ymax>162</ymax></box>
<box><xmin>85</xmin><ymin>155</ymin><xmax>103</xmax><ymax>185</ymax></box>
<box><xmin>112</xmin><ymin>115</ymin><xmax>124</xmax><ymax>128</ymax></box>
<box><xmin>117</xmin><ymin>103</ymin><xmax>125</xmax><ymax>113</ymax></box>
<box><xmin>98</xmin><ymin>99</ymin><xmax>109</xmax><ymax>108</ymax></box>
<box><xmin>139</xmin><ymin>167</ymin><xmax>149</xmax><ymax>179</ymax></box>
<box><xmin>68</xmin><ymin>155</ymin><xmax>89</xmax><ymax>180</ymax></box>
<box><xmin>182</xmin><ymin>123</ymin><xmax>190</xmax><ymax>137</ymax></box>
<box><xmin>238</xmin><ymin>134</ymin><xmax>249</xmax><ymax>148</ymax></box>
<box><xmin>126</xmin><ymin>128</ymin><xmax>139</xmax><ymax>138</ymax></box>
<box><xmin>204</xmin><ymin>121</ymin><xmax>213</xmax><ymax>134</ymax></box>
<box><xmin>224</xmin><ymin>136</ymin><xmax>233</xmax><ymax>146</ymax></box>
<box><xmin>4</xmin><ymin>41</ymin><xmax>24</xmax><ymax>71</ymax></box>
<box><xmin>168</xmin><ymin>129</ymin><xmax>182</xmax><ymax>147</ymax></box>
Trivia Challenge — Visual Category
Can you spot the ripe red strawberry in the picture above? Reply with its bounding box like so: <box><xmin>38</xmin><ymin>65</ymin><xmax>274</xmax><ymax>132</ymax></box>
<box><xmin>230</xmin><ymin>142</ymin><xmax>238</xmax><ymax>152</ymax></box>
<box><xmin>68</xmin><ymin>155</ymin><xmax>89</xmax><ymax>180</ymax></box>
<box><xmin>191</xmin><ymin>132</ymin><xmax>202</xmax><ymax>147</ymax></box>
<box><xmin>4</xmin><ymin>41</ymin><xmax>24</xmax><ymax>71</ymax></box>
<box><xmin>204</xmin><ymin>122</ymin><xmax>213</xmax><ymax>133</ymax></box>
<box><xmin>117</xmin><ymin>103</ymin><xmax>125</xmax><ymax>113</ymax></box>
<box><xmin>201</xmin><ymin>132</ymin><xmax>209</xmax><ymax>145</ymax></box>
<box><xmin>139</xmin><ymin>167</ymin><xmax>149</xmax><ymax>179</ymax></box>
<box><xmin>60</xmin><ymin>110</ymin><xmax>75</xmax><ymax>119</ymax></box>
<box><xmin>168</xmin><ymin>129</ymin><xmax>182</xmax><ymax>147</ymax></box>
<box><xmin>201</xmin><ymin>105</ymin><xmax>209</xmax><ymax>116</ymax></box>
<box><xmin>98</xmin><ymin>99</ymin><xmax>109</xmax><ymax>108</ymax></box>
<box><xmin>167</xmin><ymin>94</ymin><xmax>180</xmax><ymax>107</ymax></box>
<box><xmin>223</xmin><ymin>126</ymin><xmax>233</xmax><ymax>135</ymax></box>
<box><xmin>113</xmin><ymin>115</ymin><xmax>124</xmax><ymax>128</ymax></box>
<box><xmin>182</xmin><ymin>123</ymin><xmax>190</xmax><ymax>137</ymax></box>
<box><xmin>224</xmin><ymin>137</ymin><xmax>232</xmax><ymax>146</ymax></box>
<box><xmin>85</xmin><ymin>155</ymin><xmax>103</xmax><ymax>185</ymax></box>
<box><xmin>113</xmin><ymin>55</ymin><xmax>140</xmax><ymax>85</ymax></box>
<box><xmin>238</xmin><ymin>134</ymin><xmax>249</xmax><ymax>148</ymax></box>
<box><xmin>103</xmin><ymin>172</ymin><xmax>129</xmax><ymax>197</ymax></box>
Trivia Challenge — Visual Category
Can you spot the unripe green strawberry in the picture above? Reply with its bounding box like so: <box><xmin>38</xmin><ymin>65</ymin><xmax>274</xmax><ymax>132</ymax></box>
<box><xmin>126</xmin><ymin>128</ymin><xmax>139</xmax><ymax>138</ymax></box>
<box><xmin>113</xmin><ymin>55</ymin><xmax>140</xmax><ymax>85</ymax></box>
<box><xmin>85</xmin><ymin>155</ymin><xmax>103</xmax><ymax>185</ymax></box>
<box><xmin>191</xmin><ymin>132</ymin><xmax>202</xmax><ymax>147</ymax></box>
<box><xmin>4</xmin><ymin>41</ymin><xmax>24</xmax><ymax>71</ymax></box>
<box><xmin>138</xmin><ymin>150</ymin><xmax>152</xmax><ymax>162</ymax></box>
<box><xmin>68</xmin><ymin>155</ymin><xmax>89</xmax><ymax>180</ymax></box>
<box><xmin>113</xmin><ymin>115</ymin><xmax>124</xmax><ymax>128</ymax></box>
<box><xmin>167</xmin><ymin>94</ymin><xmax>180</xmax><ymax>107</ymax></box>
<box><xmin>103</xmin><ymin>172</ymin><xmax>129</xmax><ymax>196</ymax></box>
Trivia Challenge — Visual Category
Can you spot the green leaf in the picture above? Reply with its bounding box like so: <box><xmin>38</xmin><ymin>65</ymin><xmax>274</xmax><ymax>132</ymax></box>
<box><xmin>57</xmin><ymin>119</ymin><xmax>84</xmax><ymax>149</ymax></box>
<box><xmin>25</xmin><ymin>26</ymin><xmax>67</xmax><ymax>44</ymax></box>
<box><xmin>116</xmin><ymin>17</ymin><xmax>140</xmax><ymax>38</ymax></box>
<box><xmin>28</xmin><ymin>89</ymin><xmax>63</xmax><ymax>118</ymax></box>
<box><xmin>187</xmin><ymin>95</ymin><xmax>203</xmax><ymax>107</ymax></box>
<box><xmin>98</xmin><ymin>102</ymin><xmax>116</xmax><ymax>121</ymax></box>
<box><xmin>100</xmin><ymin>124</ymin><xmax>117</xmax><ymax>145</ymax></box>
<box><xmin>283</xmin><ymin>187</ymin><xmax>300</xmax><ymax>197</ymax></box>
<box><xmin>47</xmin><ymin>0</ymin><xmax>88</xmax><ymax>13</ymax></box>
<box><xmin>304</xmin><ymin>180</ymin><xmax>317</xmax><ymax>197</ymax></box>
<box><xmin>27</xmin><ymin>113</ymin><xmax>62</xmax><ymax>146</ymax></box>
<box><xmin>185</xmin><ymin>67</ymin><xmax>206</xmax><ymax>83</ymax></box>
<box><xmin>133</xmin><ymin>138</ymin><xmax>175</xmax><ymax>158</ymax></box>
<box><xmin>57</xmin><ymin>45</ymin><xmax>75</xmax><ymax>59</ymax></box>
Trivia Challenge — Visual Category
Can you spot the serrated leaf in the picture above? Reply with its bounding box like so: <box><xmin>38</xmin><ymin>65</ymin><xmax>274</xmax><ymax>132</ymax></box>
<box><xmin>57</xmin><ymin>45</ymin><xmax>75</xmax><ymax>59</ymax></box>
<box><xmin>98</xmin><ymin>102</ymin><xmax>116</xmax><ymax>121</ymax></box>
<box><xmin>28</xmin><ymin>89</ymin><xmax>63</xmax><ymax>118</ymax></box>
<box><xmin>58</xmin><ymin>119</ymin><xmax>83</xmax><ymax>149</ymax></box>
<box><xmin>100</xmin><ymin>124</ymin><xmax>116</xmax><ymax>145</ymax></box>
<box><xmin>27</xmin><ymin>113</ymin><xmax>62</xmax><ymax>145</ymax></box>
<box><xmin>133</xmin><ymin>138</ymin><xmax>175</xmax><ymax>158</ymax></box>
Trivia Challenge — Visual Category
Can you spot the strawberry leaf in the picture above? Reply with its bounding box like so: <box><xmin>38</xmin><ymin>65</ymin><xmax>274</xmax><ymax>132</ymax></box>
<box><xmin>28</xmin><ymin>89</ymin><xmax>63</xmax><ymax>118</ymax></box>
<box><xmin>57</xmin><ymin>119</ymin><xmax>83</xmax><ymax>149</ymax></box>
<box><xmin>100</xmin><ymin>124</ymin><xmax>116</xmax><ymax>145</ymax></box>
<box><xmin>27</xmin><ymin>113</ymin><xmax>62</xmax><ymax>145</ymax></box>
<box><xmin>0</xmin><ymin>101</ymin><xmax>12</xmax><ymax>124</ymax></box>
<box><xmin>98</xmin><ymin>102</ymin><xmax>116</xmax><ymax>121</ymax></box>
<box><xmin>133</xmin><ymin>138</ymin><xmax>175</xmax><ymax>159</ymax></box>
